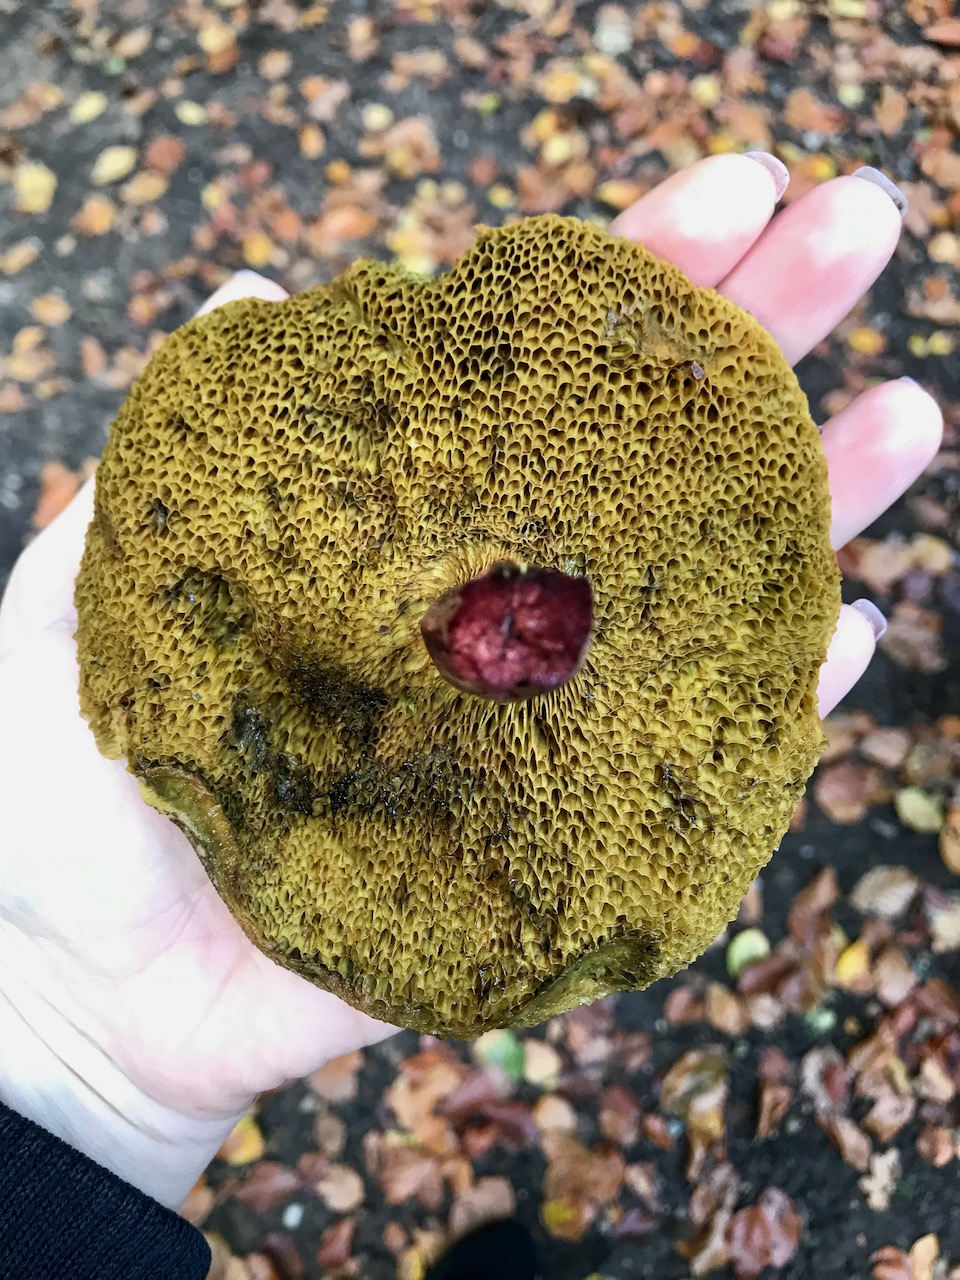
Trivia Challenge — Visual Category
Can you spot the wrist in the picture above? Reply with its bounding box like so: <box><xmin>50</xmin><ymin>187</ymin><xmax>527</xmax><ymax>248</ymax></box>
<box><xmin>0</xmin><ymin>959</ymin><xmax>247</xmax><ymax>1210</ymax></box>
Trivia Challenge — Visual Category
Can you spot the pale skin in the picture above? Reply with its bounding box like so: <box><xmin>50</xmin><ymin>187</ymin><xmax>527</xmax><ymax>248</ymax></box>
<box><xmin>0</xmin><ymin>154</ymin><xmax>943</xmax><ymax>1211</ymax></box>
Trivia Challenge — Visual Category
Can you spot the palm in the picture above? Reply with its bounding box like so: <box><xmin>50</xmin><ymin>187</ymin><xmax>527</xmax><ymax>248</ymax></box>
<box><xmin>0</xmin><ymin>156</ymin><xmax>941</xmax><ymax>1205</ymax></box>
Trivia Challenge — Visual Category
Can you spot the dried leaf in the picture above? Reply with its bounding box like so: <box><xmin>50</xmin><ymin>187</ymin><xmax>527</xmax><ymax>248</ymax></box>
<box><xmin>660</xmin><ymin>1047</ymin><xmax>729</xmax><ymax>1179</ymax></box>
<box><xmin>850</xmin><ymin>866</ymin><xmax>919</xmax><ymax>919</ymax></box>
<box><xmin>316</xmin><ymin>1218</ymin><xmax>355</xmax><ymax>1272</ymax></box>
<box><xmin>91</xmin><ymin>145</ymin><xmax>138</xmax><ymax>186</ymax></box>
<box><xmin>448</xmin><ymin>1176</ymin><xmax>516</xmax><ymax>1237</ymax></box>
<box><xmin>308</xmin><ymin>1050</ymin><xmax>362</xmax><ymax>1102</ymax></box>
<box><xmin>817</xmin><ymin>1113</ymin><xmax>872</xmax><ymax>1171</ymax></box>
<box><xmin>217</xmin><ymin>1113</ymin><xmax>266</xmax><ymax>1166</ymax></box>
<box><xmin>598</xmin><ymin>1083</ymin><xmax>643</xmax><ymax>1147</ymax></box>
<box><xmin>315</xmin><ymin>1164</ymin><xmax>365</xmax><ymax>1213</ymax></box>
<box><xmin>541</xmin><ymin>1132</ymin><xmax>625</xmax><ymax>1242</ymax></box>
<box><xmin>234</xmin><ymin>1162</ymin><xmax>303</xmax><ymax>1212</ymax></box>
<box><xmin>859</xmin><ymin>1149</ymin><xmax>901</xmax><ymax>1212</ymax></box>
<box><xmin>13</xmin><ymin>162</ymin><xmax>57</xmax><ymax>214</ymax></box>
<box><xmin>726</xmin><ymin>1188</ymin><xmax>801</xmax><ymax>1279</ymax></box>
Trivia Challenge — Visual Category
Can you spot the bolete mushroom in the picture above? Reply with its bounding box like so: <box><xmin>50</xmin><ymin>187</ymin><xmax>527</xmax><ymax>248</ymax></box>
<box><xmin>75</xmin><ymin>215</ymin><xmax>841</xmax><ymax>1037</ymax></box>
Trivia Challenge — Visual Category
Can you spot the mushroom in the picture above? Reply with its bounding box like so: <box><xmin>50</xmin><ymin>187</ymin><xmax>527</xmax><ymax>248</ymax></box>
<box><xmin>75</xmin><ymin>215</ymin><xmax>840</xmax><ymax>1036</ymax></box>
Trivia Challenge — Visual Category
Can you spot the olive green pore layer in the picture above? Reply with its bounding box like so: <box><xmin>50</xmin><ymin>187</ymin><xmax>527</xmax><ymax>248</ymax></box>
<box><xmin>75</xmin><ymin>214</ymin><xmax>840</xmax><ymax>1037</ymax></box>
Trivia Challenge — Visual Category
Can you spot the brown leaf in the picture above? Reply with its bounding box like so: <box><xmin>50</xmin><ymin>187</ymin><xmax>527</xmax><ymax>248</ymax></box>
<box><xmin>924</xmin><ymin>16</ymin><xmax>960</xmax><ymax>43</ymax></box>
<box><xmin>541</xmin><ymin>1132</ymin><xmax>625</xmax><ymax>1242</ymax></box>
<box><xmin>260</xmin><ymin>1233</ymin><xmax>304</xmax><ymax>1280</ymax></box>
<box><xmin>316</xmin><ymin>1218</ymin><xmax>355</xmax><ymax>1272</ymax></box>
<box><xmin>801</xmin><ymin>1046</ymin><xmax>849</xmax><ymax>1114</ymax></box>
<box><xmin>787</xmin><ymin>867</ymin><xmax>839</xmax><ymax>948</ymax></box>
<box><xmin>872</xmin><ymin>1245</ymin><xmax>911</xmax><ymax>1280</ymax></box>
<box><xmin>233</xmin><ymin>1162</ymin><xmax>303</xmax><ymax>1212</ymax></box>
<box><xmin>308</xmin><ymin>1051</ymin><xmax>362</xmax><ymax>1102</ymax></box>
<box><xmin>144</xmin><ymin>135</ymin><xmax>186</xmax><ymax>174</ymax></box>
<box><xmin>677</xmin><ymin>1160</ymin><xmax>738</xmax><ymax>1274</ymax></box>
<box><xmin>818</xmin><ymin>1114</ymin><xmax>872</xmax><ymax>1171</ymax></box>
<box><xmin>660</xmin><ymin>1047</ymin><xmax>729</xmax><ymax>1179</ymax></box>
<box><xmin>705</xmin><ymin>982</ymin><xmax>749</xmax><ymax>1036</ymax></box>
<box><xmin>372</xmin><ymin>1140</ymin><xmax>444</xmax><ymax>1209</ymax></box>
<box><xmin>850</xmin><ymin>867</ymin><xmax>920</xmax><ymax>919</ymax></box>
<box><xmin>448</xmin><ymin>1176</ymin><xmax>516</xmax><ymax>1238</ymax></box>
<box><xmin>863</xmin><ymin>1086</ymin><xmax>916</xmax><ymax>1143</ymax></box>
<box><xmin>598</xmin><ymin>1083</ymin><xmax>643</xmax><ymax>1147</ymax></box>
<box><xmin>315</xmin><ymin>1164</ymin><xmax>365</xmax><ymax>1213</ymax></box>
<box><xmin>313</xmin><ymin>1109</ymin><xmax>347</xmax><ymax>1159</ymax></box>
<box><xmin>814</xmin><ymin>761</ymin><xmax>869</xmax><ymax>824</ymax></box>
<box><xmin>756</xmin><ymin>1081</ymin><xmax>793</xmax><ymax>1140</ymax></box>
<box><xmin>916</xmin><ymin>1124</ymin><xmax>955</xmax><ymax>1167</ymax></box>
<box><xmin>727</xmin><ymin>1188</ymin><xmax>802</xmax><ymax>1280</ymax></box>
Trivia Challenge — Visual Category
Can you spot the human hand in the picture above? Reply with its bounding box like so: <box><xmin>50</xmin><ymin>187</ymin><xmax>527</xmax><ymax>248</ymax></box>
<box><xmin>0</xmin><ymin>154</ymin><xmax>942</xmax><ymax>1211</ymax></box>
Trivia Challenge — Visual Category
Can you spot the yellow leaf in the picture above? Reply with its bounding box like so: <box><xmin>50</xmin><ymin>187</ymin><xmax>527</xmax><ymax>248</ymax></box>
<box><xmin>596</xmin><ymin>179</ymin><xmax>643</xmax><ymax>210</ymax></box>
<box><xmin>242</xmin><ymin>231</ymin><xmax>275</xmax><ymax>269</ymax></box>
<box><xmin>847</xmin><ymin>326</ymin><xmax>886</xmax><ymax>356</ymax></box>
<box><xmin>29</xmin><ymin>294</ymin><xmax>72</xmax><ymax>326</ymax></box>
<box><xmin>91</xmin><ymin>146</ymin><xmax>137</xmax><ymax>186</ymax></box>
<box><xmin>175</xmin><ymin>101</ymin><xmax>207</xmax><ymax>126</ymax></box>
<box><xmin>217</xmin><ymin>1113</ymin><xmax>265</xmax><ymax>1165</ymax></box>
<box><xmin>835</xmin><ymin>938</ymin><xmax>869</xmax><ymax>987</ymax></box>
<box><xmin>121</xmin><ymin>171</ymin><xmax>168</xmax><ymax>205</ymax></box>
<box><xmin>13</xmin><ymin>162</ymin><xmax>57</xmax><ymax>214</ymax></box>
<box><xmin>70</xmin><ymin>91</ymin><xmax>108</xmax><ymax>124</ymax></box>
<box><xmin>198</xmin><ymin>22</ymin><xmax>236</xmax><ymax>55</ymax></box>
<box><xmin>0</xmin><ymin>241</ymin><xmax>39</xmax><ymax>274</ymax></box>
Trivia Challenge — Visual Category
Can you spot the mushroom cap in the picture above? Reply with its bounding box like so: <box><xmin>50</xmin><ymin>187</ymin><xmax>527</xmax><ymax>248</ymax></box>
<box><xmin>75</xmin><ymin>214</ymin><xmax>840</xmax><ymax>1037</ymax></box>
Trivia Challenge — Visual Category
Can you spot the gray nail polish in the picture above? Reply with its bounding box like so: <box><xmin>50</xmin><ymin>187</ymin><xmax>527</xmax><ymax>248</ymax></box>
<box><xmin>851</xmin><ymin>598</ymin><xmax>888</xmax><ymax>641</ymax></box>
<box><xmin>900</xmin><ymin>376</ymin><xmax>921</xmax><ymax>389</ymax></box>
<box><xmin>852</xmin><ymin>167</ymin><xmax>908</xmax><ymax>219</ymax></box>
<box><xmin>742</xmin><ymin>151</ymin><xmax>790</xmax><ymax>201</ymax></box>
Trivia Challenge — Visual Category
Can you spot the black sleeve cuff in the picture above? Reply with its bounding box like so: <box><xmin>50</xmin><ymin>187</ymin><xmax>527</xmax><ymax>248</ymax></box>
<box><xmin>0</xmin><ymin>1102</ymin><xmax>211</xmax><ymax>1279</ymax></box>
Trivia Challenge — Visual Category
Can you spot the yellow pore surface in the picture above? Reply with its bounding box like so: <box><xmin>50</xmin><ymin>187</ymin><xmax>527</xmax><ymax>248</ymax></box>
<box><xmin>75</xmin><ymin>215</ymin><xmax>840</xmax><ymax>1036</ymax></box>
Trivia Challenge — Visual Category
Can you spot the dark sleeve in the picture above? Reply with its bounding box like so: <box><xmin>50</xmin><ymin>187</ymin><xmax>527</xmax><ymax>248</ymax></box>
<box><xmin>0</xmin><ymin>1102</ymin><xmax>211</xmax><ymax>1280</ymax></box>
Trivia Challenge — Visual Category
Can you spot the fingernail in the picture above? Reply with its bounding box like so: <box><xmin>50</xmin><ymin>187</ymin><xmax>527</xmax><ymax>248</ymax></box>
<box><xmin>743</xmin><ymin>151</ymin><xmax>790</xmax><ymax>201</ymax></box>
<box><xmin>851</xmin><ymin>598</ymin><xmax>888</xmax><ymax>641</ymax></box>
<box><xmin>851</xmin><ymin>166</ymin><xmax>908</xmax><ymax>219</ymax></box>
<box><xmin>900</xmin><ymin>376</ymin><xmax>921</xmax><ymax>389</ymax></box>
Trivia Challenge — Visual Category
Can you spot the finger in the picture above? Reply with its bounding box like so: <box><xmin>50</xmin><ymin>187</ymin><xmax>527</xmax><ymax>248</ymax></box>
<box><xmin>195</xmin><ymin>268</ymin><xmax>289</xmax><ymax>316</ymax></box>
<box><xmin>609</xmin><ymin>152</ymin><xmax>789</xmax><ymax>287</ymax></box>
<box><xmin>817</xmin><ymin>601</ymin><xmax>886</xmax><ymax>717</ymax></box>
<box><xmin>825</xmin><ymin>378</ymin><xmax>944</xmax><ymax>550</ymax></box>
<box><xmin>0</xmin><ymin>272</ymin><xmax>291</xmax><ymax>655</ymax></box>
<box><xmin>719</xmin><ymin>170</ymin><xmax>905</xmax><ymax>365</ymax></box>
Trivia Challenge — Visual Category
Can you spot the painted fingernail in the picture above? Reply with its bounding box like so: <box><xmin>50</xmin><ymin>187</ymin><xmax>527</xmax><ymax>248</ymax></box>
<box><xmin>852</xmin><ymin>166</ymin><xmax>908</xmax><ymax>219</ymax></box>
<box><xmin>900</xmin><ymin>376</ymin><xmax>921</xmax><ymax>389</ymax></box>
<box><xmin>743</xmin><ymin>151</ymin><xmax>790</xmax><ymax>201</ymax></box>
<box><xmin>851</xmin><ymin>598</ymin><xmax>888</xmax><ymax>641</ymax></box>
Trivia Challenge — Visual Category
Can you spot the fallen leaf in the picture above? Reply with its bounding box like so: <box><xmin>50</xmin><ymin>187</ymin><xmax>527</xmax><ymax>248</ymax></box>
<box><xmin>523</xmin><ymin>1038</ymin><xmax>562</xmax><ymax>1087</ymax></box>
<box><xmin>13</xmin><ymin>162</ymin><xmax>57</xmax><ymax>214</ymax></box>
<box><xmin>756</xmin><ymin>1080</ymin><xmax>793</xmax><ymax>1140</ymax></box>
<box><xmin>850</xmin><ymin>866</ymin><xmax>919</xmax><ymax>919</ymax></box>
<box><xmin>388</xmin><ymin>1050</ymin><xmax>466</xmax><ymax>1132</ymax></box>
<box><xmin>29</xmin><ymin>294</ymin><xmax>71</xmax><ymax>326</ymax></box>
<box><xmin>308</xmin><ymin>1051</ymin><xmax>362</xmax><ymax>1102</ymax></box>
<box><xmin>895</xmin><ymin>787</ymin><xmax>944</xmax><ymax>834</ymax></box>
<box><xmin>72</xmin><ymin>194</ymin><xmax>116</xmax><ymax>236</ymax></box>
<box><xmin>726</xmin><ymin>1188</ymin><xmax>801</xmax><ymax>1279</ymax></box>
<box><xmin>939</xmin><ymin>804</ymin><xmax>960</xmax><ymax>874</ymax></box>
<box><xmin>541</xmin><ymin>1131</ymin><xmax>625</xmax><ymax>1242</ymax></box>
<box><xmin>315</xmin><ymin>1164</ymin><xmax>365</xmax><ymax>1213</ymax></box>
<box><xmin>598</xmin><ymin>1083</ymin><xmax>643</xmax><ymax>1147</ymax></box>
<box><xmin>217</xmin><ymin>1113</ymin><xmax>266</xmax><ymax>1166</ymax></box>
<box><xmin>448</xmin><ymin>1176</ymin><xmax>516</xmax><ymax>1237</ymax></box>
<box><xmin>859</xmin><ymin>1148</ymin><xmax>901</xmax><ymax>1212</ymax></box>
<box><xmin>234</xmin><ymin>1162</ymin><xmax>303</xmax><ymax>1212</ymax></box>
<box><xmin>91</xmin><ymin>145</ymin><xmax>138</xmax><ymax>186</ymax></box>
<box><xmin>532</xmin><ymin>1094</ymin><xmax>578</xmax><ymax>1133</ymax></box>
<box><xmin>818</xmin><ymin>1113</ymin><xmax>872</xmax><ymax>1171</ymax></box>
<box><xmin>660</xmin><ymin>1047</ymin><xmax>729</xmax><ymax>1179</ymax></box>
<box><xmin>316</xmin><ymin>1218</ymin><xmax>355</xmax><ymax>1272</ymax></box>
